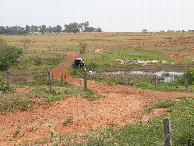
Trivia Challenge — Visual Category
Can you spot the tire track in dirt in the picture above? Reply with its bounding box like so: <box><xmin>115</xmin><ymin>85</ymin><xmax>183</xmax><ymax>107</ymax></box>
<box><xmin>0</xmin><ymin>52</ymin><xmax>194</xmax><ymax>145</ymax></box>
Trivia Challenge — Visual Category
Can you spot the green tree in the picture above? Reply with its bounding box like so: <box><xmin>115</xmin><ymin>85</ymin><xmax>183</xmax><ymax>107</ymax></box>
<box><xmin>96</xmin><ymin>27</ymin><xmax>102</xmax><ymax>32</ymax></box>
<box><xmin>83</xmin><ymin>21</ymin><xmax>89</xmax><ymax>30</ymax></box>
<box><xmin>64</xmin><ymin>22</ymin><xmax>80</xmax><ymax>33</ymax></box>
<box><xmin>25</xmin><ymin>25</ymin><xmax>30</xmax><ymax>34</ymax></box>
<box><xmin>142</xmin><ymin>29</ymin><xmax>148</xmax><ymax>33</ymax></box>
<box><xmin>40</xmin><ymin>25</ymin><xmax>47</xmax><ymax>34</ymax></box>
<box><xmin>56</xmin><ymin>25</ymin><xmax>62</xmax><ymax>33</ymax></box>
<box><xmin>0</xmin><ymin>38</ymin><xmax>23</xmax><ymax>87</ymax></box>
<box><xmin>84</xmin><ymin>27</ymin><xmax>95</xmax><ymax>32</ymax></box>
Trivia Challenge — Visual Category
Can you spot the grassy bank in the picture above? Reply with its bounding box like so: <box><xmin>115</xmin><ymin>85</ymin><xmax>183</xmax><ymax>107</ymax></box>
<box><xmin>0</xmin><ymin>82</ymin><xmax>104</xmax><ymax>113</ymax></box>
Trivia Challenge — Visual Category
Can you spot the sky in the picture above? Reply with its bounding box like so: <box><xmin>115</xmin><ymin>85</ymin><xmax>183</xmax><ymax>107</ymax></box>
<box><xmin>0</xmin><ymin>0</ymin><xmax>194</xmax><ymax>32</ymax></box>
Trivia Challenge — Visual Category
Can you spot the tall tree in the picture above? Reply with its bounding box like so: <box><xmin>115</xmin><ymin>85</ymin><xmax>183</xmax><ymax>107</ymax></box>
<box><xmin>25</xmin><ymin>25</ymin><xmax>30</xmax><ymax>34</ymax></box>
<box><xmin>56</xmin><ymin>25</ymin><xmax>62</xmax><ymax>33</ymax></box>
<box><xmin>83</xmin><ymin>21</ymin><xmax>89</xmax><ymax>30</ymax></box>
<box><xmin>39</xmin><ymin>25</ymin><xmax>47</xmax><ymax>34</ymax></box>
<box><xmin>64</xmin><ymin>22</ymin><xmax>80</xmax><ymax>33</ymax></box>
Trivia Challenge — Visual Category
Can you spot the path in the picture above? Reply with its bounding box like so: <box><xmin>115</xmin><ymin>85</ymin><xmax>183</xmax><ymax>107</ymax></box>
<box><xmin>0</xmin><ymin>52</ymin><xmax>194</xmax><ymax>145</ymax></box>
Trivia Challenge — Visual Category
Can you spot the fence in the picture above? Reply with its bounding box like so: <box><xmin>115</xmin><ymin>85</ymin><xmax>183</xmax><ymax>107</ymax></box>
<box><xmin>87</xmin><ymin>72</ymin><xmax>191</xmax><ymax>91</ymax></box>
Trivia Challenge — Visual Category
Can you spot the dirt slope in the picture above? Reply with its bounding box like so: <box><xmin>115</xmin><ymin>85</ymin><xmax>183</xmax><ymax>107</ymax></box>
<box><xmin>0</xmin><ymin>52</ymin><xmax>194</xmax><ymax>146</ymax></box>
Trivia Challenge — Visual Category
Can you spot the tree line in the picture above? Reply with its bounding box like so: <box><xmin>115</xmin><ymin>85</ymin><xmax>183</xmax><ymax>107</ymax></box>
<box><xmin>0</xmin><ymin>21</ymin><xmax>102</xmax><ymax>35</ymax></box>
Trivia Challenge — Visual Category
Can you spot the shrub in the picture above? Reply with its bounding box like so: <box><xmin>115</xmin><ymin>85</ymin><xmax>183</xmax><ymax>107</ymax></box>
<box><xmin>0</xmin><ymin>77</ymin><xmax>5</xmax><ymax>91</ymax></box>
<box><xmin>186</xmin><ymin>68</ymin><xmax>194</xmax><ymax>85</ymax></box>
<box><xmin>79</xmin><ymin>42</ymin><xmax>87</xmax><ymax>54</ymax></box>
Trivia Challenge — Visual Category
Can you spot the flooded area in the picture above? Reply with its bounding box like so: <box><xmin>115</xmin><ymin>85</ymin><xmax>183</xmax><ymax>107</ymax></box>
<box><xmin>89</xmin><ymin>70</ymin><xmax>185</xmax><ymax>82</ymax></box>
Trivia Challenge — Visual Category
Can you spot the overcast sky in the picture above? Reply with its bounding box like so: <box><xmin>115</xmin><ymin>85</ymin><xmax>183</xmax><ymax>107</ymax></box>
<box><xmin>0</xmin><ymin>0</ymin><xmax>193</xmax><ymax>32</ymax></box>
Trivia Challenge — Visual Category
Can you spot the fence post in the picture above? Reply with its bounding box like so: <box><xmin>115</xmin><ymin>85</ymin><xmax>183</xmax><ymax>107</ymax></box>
<box><xmin>155</xmin><ymin>75</ymin><xmax>158</xmax><ymax>88</ymax></box>
<box><xmin>48</xmin><ymin>71</ymin><xmax>52</xmax><ymax>92</ymax></box>
<box><xmin>61</xmin><ymin>73</ymin><xmax>64</xmax><ymax>85</ymax></box>
<box><xmin>164</xmin><ymin>117</ymin><xmax>172</xmax><ymax>146</ymax></box>
<box><xmin>84</xmin><ymin>68</ymin><xmax>87</xmax><ymax>91</ymax></box>
<box><xmin>52</xmin><ymin>73</ymin><xmax>53</xmax><ymax>79</ymax></box>
<box><xmin>64</xmin><ymin>73</ymin><xmax>66</xmax><ymax>84</ymax></box>
<box><xmin>185</xmin><ymin>75</ymin><xmax>188</xmax><ymax>91</ymax></box>
<box><xmin>7</xmin><ymin>67</ymin><xmax>10</xmax><ymax>87</ymax></box>
<box><xmin>74</xmin><ymin>78</ymin><xmax>75</xmax><ymax>87</ymax></box>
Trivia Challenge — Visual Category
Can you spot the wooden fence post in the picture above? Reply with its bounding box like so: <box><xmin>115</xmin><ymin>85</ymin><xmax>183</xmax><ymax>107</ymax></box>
<box><xmin>155</xmin><ymin>75</ymin><xmax>158</xmax><ymax>88</ymax></box>
<box><xmin>7</xmin><ymin>67</ymin><xmax>10</xmax><ymax>87</ymax></box>
<box><xmin>164</xmin><ymin>117</ymin><xmax>172</xmax><ymax>146</ymax></box>
<box><xmin>84</xmin><ymin>71</ymin><xmax>87</xmax><ymax>91</ymax></box>
<box><xmin>64</xmin><ymin>73</ymin><xmax>66</xmax><ymax>84</ymax></box>
<box><xmin>52</xmin><ymin>73</ymin><xmax>53</xmax><ymax>79</ymax></box>
<box><xmin>185</xmin><ymin>75</ymin><xmax>188</xmax><ymax>91</ymax></box>
<box><xmin>61</xmin><ymin>73</ymin><xmax>64</xmax><ymax>85</ymax></box>
<box><xmin>74</xmin><ymin>78</ymin><xmax>75</xmax><ymax>87</ymax></box>
<box><xmin>48</xmin><ymin>71</ymin><xmax>52</xmax><ymax>92</ymax></box>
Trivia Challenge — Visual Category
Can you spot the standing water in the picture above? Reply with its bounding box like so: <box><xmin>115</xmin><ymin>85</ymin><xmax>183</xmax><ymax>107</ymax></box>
<box><xmin>89</xmin><ymin>71</ymin><xmax>184</xmax><ymax>82</ymax></box>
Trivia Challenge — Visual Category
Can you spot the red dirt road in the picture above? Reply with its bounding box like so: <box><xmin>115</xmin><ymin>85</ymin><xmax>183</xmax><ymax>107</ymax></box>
<box><xmin>0</xmin><ymin>52</ymin><xmax>194</xmax><ymax>145</ymax></box>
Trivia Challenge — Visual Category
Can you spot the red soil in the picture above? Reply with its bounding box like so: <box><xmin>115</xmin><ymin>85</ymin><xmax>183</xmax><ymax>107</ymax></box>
<box><xmin>16</xmin><ymin>88</ymin><xmax>34</xmax><ymax>93</ymax></box>
<box><xmin>167</xmin><ymin>54</ymin><xmax>190</xmax><ymax>59</ymax></box>
<box><xmin>161</xmin><ymin>42</ymin><xmax>194</xmax><ymax>46</ymax></box>
<box><xmin>179</xmin><ymin>37</ymin><xmax>192</xmax><ymax>41</ymax></box>
<box><xmin>0</xmin><ymin>52</ymin><xmax>194</xmax><ymax>145</ymax></box>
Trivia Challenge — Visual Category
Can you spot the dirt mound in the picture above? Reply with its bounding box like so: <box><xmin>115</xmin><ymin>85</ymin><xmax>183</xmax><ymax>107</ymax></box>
<box><xmin>1</xmin><ymin>52</ymin><xmax>194</xmax><ymax>145</ymax></box>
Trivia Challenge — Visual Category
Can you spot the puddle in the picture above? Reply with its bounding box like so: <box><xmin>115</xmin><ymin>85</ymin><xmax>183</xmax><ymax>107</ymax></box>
<box><xmin>89</xmin><ymin>70</ymin><xmax>184</xmax><ymax>82</ymax></box>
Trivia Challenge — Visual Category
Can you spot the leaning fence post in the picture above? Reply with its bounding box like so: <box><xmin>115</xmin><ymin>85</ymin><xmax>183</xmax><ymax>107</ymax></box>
<box><xmin>84</xmin><ymin>68</ymin><xmax>87</xmax><ymax>91</ymax></box>
<box><xmin>48</xmin><ymin>71</ymin><xmax>52</xmax><ymax>92</ymax></box>
<box><xmin>164</xmin><ymin>117</ymin><xmax>172</xmax><ymax>146</ymax></box>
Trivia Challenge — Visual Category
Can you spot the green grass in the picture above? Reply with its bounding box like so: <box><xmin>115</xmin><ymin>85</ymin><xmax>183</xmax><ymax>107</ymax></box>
<box><xmin>0</xmin><ymin>79</ymin><xmax>104</xmax><ymax>113</ymax></box>
<box><xmin>86</xmin><ymin>73</ymin><xmax>194</xmax><ymax>93</ymax></box>
<box><xmin>146</xmin><ymin>100</ymin><xmax>176</xmax><ymax>113</ymax></box>
<box><xmin>27</xmin><ymin>97</ymin><xmax>194</xmax><ymax>146</ymax></box>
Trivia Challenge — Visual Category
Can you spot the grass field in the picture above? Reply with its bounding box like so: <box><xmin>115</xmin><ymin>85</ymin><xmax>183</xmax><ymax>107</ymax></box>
<box><xmin>1</xmin><ymin>32</ymin><xmax>194</xmax><ymax>71</ymax></box>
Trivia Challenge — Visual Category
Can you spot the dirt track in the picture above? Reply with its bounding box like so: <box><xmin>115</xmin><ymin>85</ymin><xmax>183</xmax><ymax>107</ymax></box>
<box><xmin>0</xmin><ymin>52</ymin><xmax>194</xmax><ymax>145</ymax></box>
